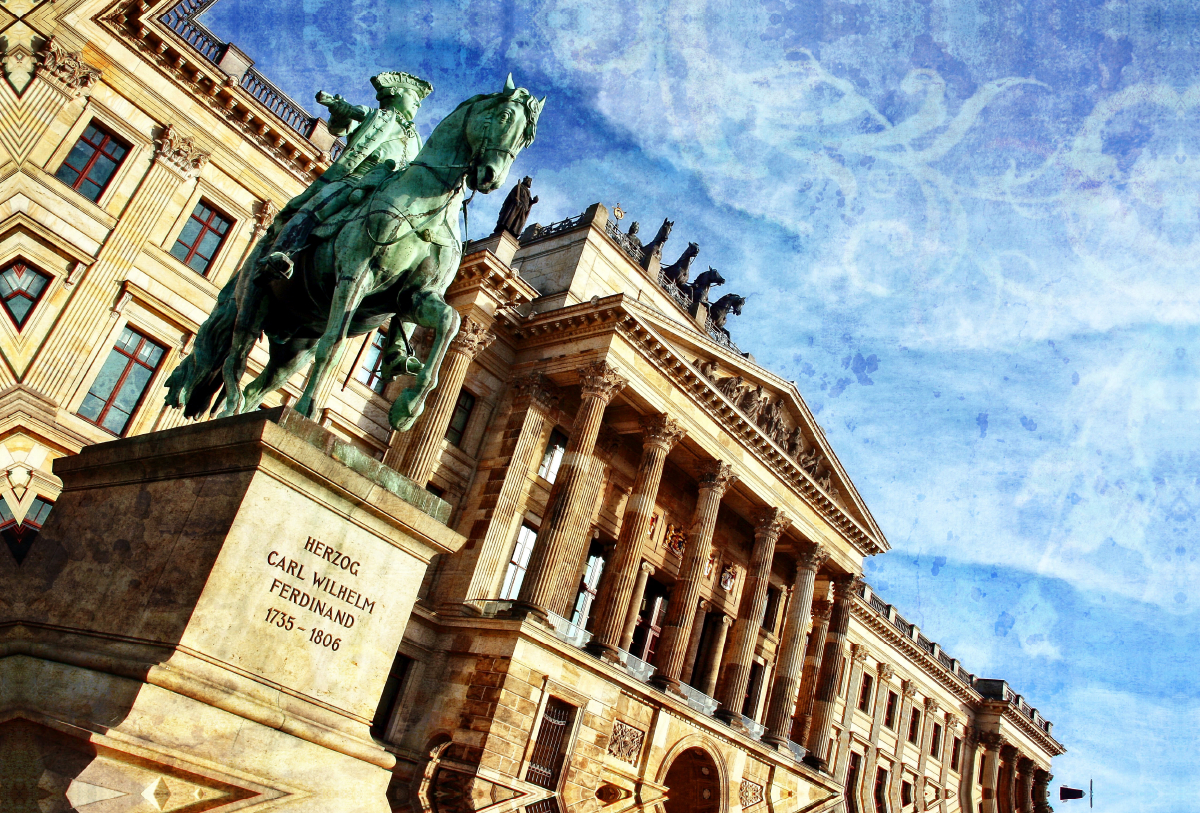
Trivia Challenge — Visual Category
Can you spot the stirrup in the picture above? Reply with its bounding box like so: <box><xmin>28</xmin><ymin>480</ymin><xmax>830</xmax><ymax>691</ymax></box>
<box><xmin>262</xmin><ymin>252</ymin><xmax>294</xmax><ymax>279</ymax></box>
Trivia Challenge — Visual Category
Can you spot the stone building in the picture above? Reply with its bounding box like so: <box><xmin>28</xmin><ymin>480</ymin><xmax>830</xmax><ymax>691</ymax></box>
<box><xmin>0</xmin><ymin>1</ymin><xmax>1064</xmax><ymax>812</ymax></box>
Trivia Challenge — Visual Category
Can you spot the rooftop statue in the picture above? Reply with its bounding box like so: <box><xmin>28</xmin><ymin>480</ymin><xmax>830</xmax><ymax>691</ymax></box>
<box><xmin>640</xmin><ymin>218</ymin><xmax>673</xmax><ymax>268</ymax></box>
<box><xmin>661</xmin><ymin>241</ymin><xmax>699</xmax><ymax>286</ymax></box>
<box><xmin>165</xmin><ymin>74</ymin><xmax>545</xmax><ymax>433</ymax></box>
<box><xmin>493</xmin><ymin>175</ymin><xmax>538</xmax><ymax>238</ymax></box>
<box><xmin>709</xmin><ymin>292</ymin><xmax>745</xmax><ymax>344</ymax></box>
<box><xmin>682</xmin><ymin>266</ymin><xmax>724</xmax><ymax>313</ymax></box>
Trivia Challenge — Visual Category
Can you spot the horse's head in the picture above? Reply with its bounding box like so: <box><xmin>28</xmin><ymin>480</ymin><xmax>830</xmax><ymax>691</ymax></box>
<box><xmin>463</xmin><ymin>74</ymin><xmax>545</xmax><ymax>192</ymax></box>
<box><xmin>700</xmin><ymin>267</ymin><xmax>726</xmax><ymax>288</ymax></box>
<box><xmin>655</xmin><ymin>219</ymin><xmax>674</xmax><ymax>242</ymax></box>
<box><xmin>685</xmin><ymin>242</ymin><xmax>699</xmax><ymax>259</ymax></box>
<box><xmin>730</xmin><ymin>294</ymin><xmax>745</xmax><ymax>315</ymax></box>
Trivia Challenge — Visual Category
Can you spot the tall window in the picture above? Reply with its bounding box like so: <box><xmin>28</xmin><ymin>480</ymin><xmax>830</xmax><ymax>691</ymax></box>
<box><xmin>930</xmin><ymin>722</ymin><xmax>943</xmax><ymax>757</ymax></box>
<box><xmin>78</xmin><ymin>327</ymin><xmax>166</xmax><ymax>435</ymax></box>
<box><xmin>846</xmin><ymin>752</ymin><xmax>862</xmax><ymax>813</ymax></box>
<box><xmin>526</xmin><ymin>697</ymin><xmax>576</xmax><ymax>791</ymax></box>
<box><xmin>0</xmin><ymin>496</ymin><xmax>52</xmax><ymax>565</ymax></box>
<box><xmin>444</xmin><ymin>389</ymin><xmax>476</xmax><ymax>447</ymax></box>
<box><xmin>537</xmin><ymin>428</ymin><xmax>568</xmax><ymax>482</ymax></box>
<box><xmin>499</xmin><ymin>523</ymin><xmax>538</xmax><ymax>600</ymax></box>
<box><xmin>873</xmin><ymin>768</ymin><xmax>889</xmax><ymax>813</ymax></box>
<box><xmin>742</xmin><ymin>660</ymin><xmax>765</xmax><ymax>718</ymax></box>
<box><xmin>630</xmin><ymin>578</ymin><xmax>669</xmax><ymax>664</ymax></box>
<box><xmin>900</xmin><ymin>780</ymin><xmax>913</xmax><ymax>808</ymax></box>
<box><xmin>0</xmin><ymin>261</ymin><xmax>50</xmax><ymax>329</ymax></box>
<box><xmin>569</xmin><ymin>542</ymin><xmax>606</xmax><ymax>632</ymax></box>
<box><xmin>883</xmin><ymin>691</ymin><xmax>898</xmax><ymax>729</ymax></box>
<box><xmin>171</xmin><ymin>200</ymin><xmax>233</xmax><ymax>274</ymax></box>
<box><xmin>370</xmin><ymin>651</ymin><xmax>414</xmax><ymax>740</ymax></box>
<box><xmin>761</xmin><ymin>585</ymin><xmax>781</xmax><ymax>632</ymax></box>
<box><xmin>356</xmin><ymin>330</ymin><xmax>388</xmax><ymax>393</ymax></box>
<box><xmin>950</xmin><ymin>736</ymin><xmax>962</xmax><ymax>771</ymax></box>
<box><xmin>857</xmin><ymin>674</ymin><xmax>874</xmax><ymax>712</ymax></box>
<box><xmin>55</xmin><ymin>121</ymin><xmax>130</xmax><ymax>202</ymax></box>
<box><xmin>907</xmin><ymin>708</ymin><xmax>921</xmax><ymax>744</ymax></box>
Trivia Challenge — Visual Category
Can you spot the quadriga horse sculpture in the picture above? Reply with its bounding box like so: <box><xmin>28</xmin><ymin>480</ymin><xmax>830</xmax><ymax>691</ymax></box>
<box><xmin>165</xmin><ymin>76</ymin><xmax>544</xmax><ymax>431</ymax></box>
<box><xmin>709</xmin><ymin>293</ymin><xmax>745</xmax><ymax>342</ymax></box>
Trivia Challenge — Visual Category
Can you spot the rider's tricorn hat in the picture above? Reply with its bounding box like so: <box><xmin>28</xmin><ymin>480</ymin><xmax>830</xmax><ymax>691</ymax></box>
<box><xmin>371</xmin><ymin>72</ymin><xmax>433</xmax><ymax>100</ymax></box>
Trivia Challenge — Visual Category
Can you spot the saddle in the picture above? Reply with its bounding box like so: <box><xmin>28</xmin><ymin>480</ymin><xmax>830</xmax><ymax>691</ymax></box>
<box><xmin>310</xmin><ymin>162</ymin><xmax>458</xmax><ymax>249</ymax></box>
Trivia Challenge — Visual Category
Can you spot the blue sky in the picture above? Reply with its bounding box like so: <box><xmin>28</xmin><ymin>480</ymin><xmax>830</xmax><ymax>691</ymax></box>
<box><xmin>204</xmin><ymin>1</ymin><xmax>1198</xmax><ymax>808</ymax></box>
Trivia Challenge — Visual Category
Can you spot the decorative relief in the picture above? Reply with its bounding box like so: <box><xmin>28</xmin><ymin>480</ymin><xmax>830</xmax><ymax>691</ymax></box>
<box><xmin>704</xmin><ymin>550</ymin><xmax>717</xmax><ymax>577</ymax></box>
<box><xmin>154</xmin><ymin>124</ymin><xmax>210</xmax><ymax>177</ymax></box>
<box><xmin>253</xmin><ymin>199</ymin><xmax>278</xmax><ymax>236</ymax></box>
<box><xmin>851</xmin><ymin>642</ymin><xmax>870</xmax><ymax>663</ymax></box>
<box><xmin>664</xmin><ymin>523</ymin><xmax>687</xmax><ymax>558</ymax></box>
<box><xmin>646</xmin><ymin>513</ymin><xmax>659</xmax><ymax>539</ymax></box>
<box><xmin>876</xmin><ymin>661</ymin><xmax>895</xmax><ymax>681</ymax></box>
<box><xmin>719</xmin><ymin>563</ymin><xmax>737</xmax><ymax>591</ymax></box>
<box><xmin>606</xmin><ymin>719</ymin><xmax>645</xmax><ymax>765</ymax></box>
<box><xmin>36</xmin><ymin>37</ymin><xmax>100</xmax><ymax>95</ymax></box>
<box><xmin>924</xmin><ymin>696</ymin><xmax>941</xmax><ymax>713</ymax></box>
<box><xmin>901</xmin><ymin>679</ymin><xmax>918</xmax><ymax>699</ymax></box>
<box><xmin>739</xmin><ymin>779</ymin><xmax>764</xmax><ymax>808</ymax></box>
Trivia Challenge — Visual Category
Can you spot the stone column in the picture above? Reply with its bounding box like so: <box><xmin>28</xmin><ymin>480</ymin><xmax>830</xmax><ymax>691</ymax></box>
<box><xmin>804</xmin><ymin>574</ymin><xmax>857</xmax><ymax>769</ymax></box>
<box><xmin>791</xmin><ymin>597</ymin><xmax>833</xmax><ymax>743</ymax></box>
<box><xmin>681</xmin><ymin>599</ymin><xmax>711</xmax><ymax>685</ymax></box>
<box><xmin>618</xmin><ymin>562</ymin><xmax>655</xmax><ymax>652</ymax></box>
<box><xmin>860</xmin><ymin>662</ymin><xmax>895</xmax><ymax>813</ymax></box>
<box><xmin>698</xmin><ymin>612</ymin><xmax>733</xmax><ymax>698</ymax></box>
<box><xmin>650</xmin><ymin>460</ymin><xmax>736</xmax><ymax>694</ymax></box>
<box><xmin>1032</xmin><ymin>768</ymin><xmax>1053</xmax><ymax>813</ymax></box>
<box><xmin>1001</xmin><ymin>743</ymin><xmax>1020</xmax><ymax>813</ymax></box>
<box><xmin>716</xmin><ymin>507</ymin><xmax>789</xmax><ymax>727</ymax></box>
<box><xmin>585</xmin><ymin>414</ymin><xmax>684</xmax><ymax>661</ymax></box>
<box><xmin>762</xmin><ymin>543</ymin><xmax>828</xmax><ymax>748</ymax></box>
<box><xmin>514</xmin><ymin>360</ymin><xmax>626</xmax><ymax>621</ymax></box>
<box><xmin>915</xmin><ymin>696</ymin><xmax>940</xmax><ymax>806</ymax></box>
<box><xmin>397</xmin><ymin>317</ymin><xmax>494</xmax><ymax>485</ymax></box>
<box><xmin>832</xmin><ymin>643</ymin><xmax>870</xmax><ymax>781</ymax></box>
<box><xmin>979</xmin><ymin>731</ymin><xmax>1004</xmax><ymax>813</ymax></box>
<box><xmin>960</xmin><ymin>727</ymin><xmax>983</xmax><ymax>813</ymax></box>
<box><xmin>1017</xmin><ymin>756</ymin><xmax>1035</xmax><ymax>813</ymax></box>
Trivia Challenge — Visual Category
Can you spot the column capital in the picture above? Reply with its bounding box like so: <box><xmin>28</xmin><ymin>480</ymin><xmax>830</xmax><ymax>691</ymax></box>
<box><xmin>831</xmin><ymin>573</ymin><xmax>860</xmax><ymax>601</ymax></box>
<box><xmin>923</xmin><ymin>696</ymin><xmax>941</xmax><ymax>713</ymax></box>
<box><xmin>811</xmin><ymin>598</ymin><xmax>833</xmax><ymax>622</ymax></box>
<box><xmin>901</xmin><ymin>679</ymin><xmax>918</xmax><ymax>699</ymax></box>
<box><xmin>640</xmin><ymin>413</ymin><xmax>686</xmax><ymax>451</ymax></box>
<box><xmin>796</xmin><ymin>542</ymin><xmax>830</xmax><ymax>573</ymax></box>
<box><xmin>876</xmin><ymin>661</ymin><xmax>895</xmax><ymax>680</ymax></box>
<box><xmin>448</xmin><ymin>317</ymin><xmax>495</xmax><ymax>360</ymax></box>
<box><xmin>850</xmin><ymin>642</ymin><xmax>870</xmax><ymax>663</ymax></box>
<box><xmin>753</xmin><ymin>506</ymin><xmax>790</xmax><ymax>543</ymax></box>
<box><xmin>698</xmin><ymin>598</ymin><xmax>712</xmax><ymax>613</ymax></box>
<box><xmin>978</xmin><ymin>729</ymin><xmax>1005</xmax><ymax>751</ymax></box>
<box><xmin>579</xmin><ymin>359</ymin><xmax>627</xmax><ymax>404</ymax></box>
<box><xmin>715</xmin><ymin>612</ymin><xmax>735</xmax><ymax>627</ymax></box>
<box><xmin>1000</xmin><ymin>742</ymin><xmax>1020</xmax><ymax>760</ymax></box>
<box><xmin>513</xmin><ymin>371</ymin><xmax>559</xmax><ymax>411</ymax></box>
<box><xmin>697</xmin><ymin>460</ymin><xmax>737</xmax><ymax>497</ymax></box>
<box><xmin>639</xmin><ymin>560</ymin><xmax>657</xmax><ymax>575</ymax></box>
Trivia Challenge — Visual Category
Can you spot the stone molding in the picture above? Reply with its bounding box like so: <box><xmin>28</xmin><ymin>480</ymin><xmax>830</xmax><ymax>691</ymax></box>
<box><xmin>154</xmin><ymin>124</ymin><xmax>210</xmax><ymax>177</ymax></box>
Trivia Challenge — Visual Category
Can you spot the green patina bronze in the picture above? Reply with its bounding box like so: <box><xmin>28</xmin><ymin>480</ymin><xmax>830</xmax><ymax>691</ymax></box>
<box><xmin>165</xmin><ymin>74</ymin><xmax>545</xmax><ymax>432</ymax></box>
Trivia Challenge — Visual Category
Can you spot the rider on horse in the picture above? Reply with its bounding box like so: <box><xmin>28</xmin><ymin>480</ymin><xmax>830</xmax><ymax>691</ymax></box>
<box><xmin>260</xmin><ymin>71</ymin><xmax>433</xmax><ymax>279</ymax></box>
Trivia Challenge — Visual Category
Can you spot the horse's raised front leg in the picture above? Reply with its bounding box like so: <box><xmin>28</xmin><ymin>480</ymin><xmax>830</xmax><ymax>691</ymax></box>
<box><xmin>241</xmin><ymin>337</ymin><xmax>318</xmax><ymax>412</ymax></box>
<box><xmin>294</xmin><ymin>265</ymin><xmax>373</xmax><ymax>419</ymax></box>
<box><xmin>389</xmin><ymin>288</ymin><xmax>461</xmax><ymax>432</ymax></box>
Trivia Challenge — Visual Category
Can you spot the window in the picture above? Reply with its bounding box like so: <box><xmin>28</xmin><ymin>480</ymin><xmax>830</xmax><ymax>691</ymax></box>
<box><xmin>370</xmin><ymin>651</ymin><xmax>413</xmax><ymax>740</ymax></box>
<box><xmin>0</xmin><ymin>261</ymin><xmax>50</xmax><ymax>329</ymax></box>
<box><xmin>570</xmin><ymin>542</ymin><xmax>606</xmax><ymax>632</ymax></box>
<box><xmin>630</xmin><ymin>578</ymin><xmax>669</xmax><ymax>664</ymax></box>
<box><xmin>873</xmin><ymin>768</ymin><xmax>889</xmax><ymax>813</ymax></box>
<box><xmin>78</xmin><ymin>327</ymin><xmax>166</xmax><ymax>435</ymax></box>
<box><xmin>857</xmin><ymin>674</ymin><xmax>874</xmax><ymax>712</ymax></box>
<box><xmin>55</xmin><ymin>121</ymin><xmax>130</xmax><ymax>202</ymax></box>
<box><xmin>907</xmin><ymin>708</ymin><xmax>921</xmax><ymax>744</ymax></box>
<box><xmin>846</xmin><ymin>752</ymin><xmax>862</xmax><ymax>813</ymax></box>
<box><xmin>444</xmin><ymin>389</ymin><xmax>476</xmax><ymax>447</ymax></box>
<box><xmin>930</xmin><ymin>722</ymin><xmax>943</xmax><ymax>757</ymax></box>
<box><xmin>537</xmin><ymin>428</ymin><xmax>568</xmax><ymax>482</ymax></box>
<box><xmin>742</xmin><ymin>660</ymin><xmax>766</xmax><ymax>718</ymax></box>
<box><xmin>171</xmin><ymin>200</ymin><xmax>233</xmax><ymax>274</ymax></box>
<box><xmin>884</xmin><ymin>691</ymin><xmax>898</xmax><ymax>729</ymax></box>
<box><xmin>761</xmin><ymin>585</ymin><xmax>781</xmax><ymax>633</ymax></box>
<box><xmin>1</xmin><ymin>496</ymin><xmax>52</xmax><ymax>565</ymax></box>
<box><xmin>356</xmin><ymin>330</ymin><xmax>388</xmax><ymax>393</ymax></box>
<box><xmin>500</xmin><ymin>523</ymin><xmax>537</xmax><ymax>600</ymax></box>
<box><xmin>526</xmin><ymin>697</ymin><xmax>576</xmax><ymax>790</ymax></box>
<box><xmin>950</xmin><ymin>736</ymin><xmax>962</xmax><ymax>771</ymax></box>
<box><xmin>901</xmin><ymin>780</ymin><xmax>913</xmax><ymax>808</ymax></box>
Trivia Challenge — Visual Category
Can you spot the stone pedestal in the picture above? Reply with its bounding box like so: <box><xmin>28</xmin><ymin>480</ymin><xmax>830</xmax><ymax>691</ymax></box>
<box><xmin>0</xmin><ymin>407</ymin><xmax>463</xmax><ymax>812</ymax></box>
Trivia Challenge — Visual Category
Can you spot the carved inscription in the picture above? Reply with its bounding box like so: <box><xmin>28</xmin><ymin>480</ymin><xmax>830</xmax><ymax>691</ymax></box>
<box><xmin>607</xmin><ymin>719</ymin><xmax>645</xmax><ymax>765</ymax></box>
<box><xmin>258</xmin><ymin>535</ymin><xmax>377</xmax><ymax>652</ymax></box>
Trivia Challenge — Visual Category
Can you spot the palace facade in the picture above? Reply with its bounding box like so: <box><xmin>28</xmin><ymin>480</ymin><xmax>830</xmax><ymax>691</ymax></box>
<box><xmin>0</xmin><ymin>2</ymin><xmax>1064</xmax><ymax>812</ymax></box>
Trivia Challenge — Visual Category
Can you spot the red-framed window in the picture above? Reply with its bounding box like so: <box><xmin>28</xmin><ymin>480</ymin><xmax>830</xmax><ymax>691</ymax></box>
<box><xmin>907</xmin><ymin>708</ymin><xmax>922</xmax><ymax>743</ymax></box>
<box><xmin>0</xmin><ymin>260</ymin><xmax>51</xmax><ymax>329</ymax></box>
<box><xmin>950</xmin><ymin>736</ymin><xmax>962</xmax><ymax>771</ymax></box>
<box><xmin>930</xmin><ymin>722</ymin><xmax>943</xmax><ymax>756</ymax></box>
<box><xmin>884</xmin><ymin>691</ymin><xmax>898</xmax><ymax>728</ymax></box>
<box><xmin>857</xmin><ymin>674</ymin><xmax>874</xmax><ymax>712</ymax></box>
<box><xmin>170</xmin><ymin>200</ymin><xmax>233</xmax><ymax>274</ymax></box>
<box><xmin>355</xmin><ymin>330</ymin><xmax>388</xmax><ymax>393</ymax></box>
<box><xmin>1</xmin><ymin>495</ymin><xmax>53</xmax><ymax>565</ymax></box>
<box><xmin>54</xmin><ymin>121</ymin><xmax>130</xmax><ymax>202</ymax></box>
<box><xmin>78</xmin><ymin>326</ymin><xmax>167</xmax><ymax>435</ymax></box>
<box><xmin>444</xmin><ymin>389</ymin><xmax>476</xmax><ymax>447</ymax></box>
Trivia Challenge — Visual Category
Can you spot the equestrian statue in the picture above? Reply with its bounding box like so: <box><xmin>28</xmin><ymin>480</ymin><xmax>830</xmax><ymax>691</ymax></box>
<box><xmin>164</xmin><ymin>73</ymin><xmax>545</xmax><ymax>433</ymax></box>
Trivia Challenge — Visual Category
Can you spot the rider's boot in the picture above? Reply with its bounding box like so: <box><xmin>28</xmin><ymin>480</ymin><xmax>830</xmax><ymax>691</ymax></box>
<box><xmin>260</xmin><ymin>211</ymin><xmax>318</xmax><ymax>279</ymax></box>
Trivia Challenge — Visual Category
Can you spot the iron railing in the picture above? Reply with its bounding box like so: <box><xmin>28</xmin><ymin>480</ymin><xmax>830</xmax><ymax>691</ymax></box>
<box><xmin>521</xmin><ymin>212</ymin><xmax>587</xmax><ymax>243</ymax></box>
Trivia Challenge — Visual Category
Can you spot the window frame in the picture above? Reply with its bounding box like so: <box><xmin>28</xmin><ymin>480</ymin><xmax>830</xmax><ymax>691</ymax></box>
<box><xmin>0</xmin><ymin>259</ymin><xmax>52</xmax><ymax>330</ymax></box>
<box><xmin>444</xmin><ymin>388</ymin><xmax>477</xmax><ymax>448</ymax></box>
<box><xmin>354</xmin><ymin>329</ymin><xmax>389</xmax><ymax>394</ymax></box>
<box><xmin>857</xmin><ymin>673</ymin><xmax>874</xmax><ymax>713</ymax></box>
<box><xmin>76</xmin><ymin>325</ymin><xmax>168</xmax><ymax>436</ymax></box>
<box><xmin>499</xmin><ymin>522</ymin><xmax>539</xmax><ymax>600</ymax></box>
<box><xmin>170</xmin><ymin>199</ymin><xmax>235</xmax><ymax>276</ymax></box>
<box><xmin>883</xmin><ymin>691</ymin><xmax>898</xmax><ymax>729</ymax></box>
<box><xmin>950</xmin><ymin>736</ymin><xmax>962</xmax><ymax>771</ymax></box>
<box><xmin>537</xmin><ymin>428</ymin><xmax>569</xmax><ymax>483</ymax></box>
<box><xmin>930</xmin><ymin>722</ymin><xmax>943</xmax><ymax>757</ymax></box>
<box><xmin>53</xmin><ymin>119</ymin><xmax>132</xmax><ymax>204</ymax></box>
<box><xmin>907</xmin><ymin>708</ymin><xmax>921</xmax><ymax>744</ymax></box>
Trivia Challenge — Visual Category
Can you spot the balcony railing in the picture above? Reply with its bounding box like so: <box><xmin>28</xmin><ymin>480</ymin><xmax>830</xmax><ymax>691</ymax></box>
<box><xmin>603</xmin><ymin>219</ymin><xmax>646</xmax><ymax>265</ymax></box>
<box><xmin>678</xmin><ymin>682</ymin><xmax>719</xmax><ymax>716</ymax></box>
<box><xmin>520</xmin><ymin>212</ymin><xmax>587</xmax><ymax>243</ymax></box>
<box><xmin>623</xmin><ymin>652</ymin><xmax>656</xmax><ymax>683</ymax></box>
<box><xmin>160</xmin><ymin>0</ymin><xmax>223</xmax><ymax>63</ymax></box>
<box><xmin>545</xmin><ymin>610</ymin><xmax>592</xmax><ymax>648</ymax></box>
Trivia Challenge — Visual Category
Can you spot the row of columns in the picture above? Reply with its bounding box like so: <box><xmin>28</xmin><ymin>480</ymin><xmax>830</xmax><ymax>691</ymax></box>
<box><xmin>394</xmin><ymin>344</ymin><xmax>860</xmax><ymax>760</ymax></box>
<box><xmin>979</xmin><ymin>732</ymin><xmax>1048</xmax><ymax>813</ymax></box>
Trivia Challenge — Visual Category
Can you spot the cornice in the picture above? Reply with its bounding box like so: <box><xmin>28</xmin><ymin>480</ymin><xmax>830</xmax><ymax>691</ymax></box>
<box><xmin>980</xmin><ymin>699</ymin><xmax>1067</xmax><ymax>760</ymax></box>
<box><xmin>447</xmin><ymin>248</ymin><xmax>539</xmax><ymax>309</ymax></box>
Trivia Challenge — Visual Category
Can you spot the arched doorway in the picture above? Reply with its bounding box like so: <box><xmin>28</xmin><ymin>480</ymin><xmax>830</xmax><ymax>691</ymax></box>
<box><xmin>662</xmin><ymin>746</ymin><xmax>722</xmax><ymax>813</ymax></box>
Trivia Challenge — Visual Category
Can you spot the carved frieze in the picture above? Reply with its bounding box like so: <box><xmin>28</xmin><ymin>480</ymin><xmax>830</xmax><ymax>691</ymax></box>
<box><xmin>36</xmin><ymin>37</ymin><xmax>100</xmax><ymax>96</ymax></box>
<box><xmin>154</xmin><ymin>124</ymin><xmax>209</xmax><ymax>177</ymax></box>
<box><xmin>606</xmin><ymin>719</ymin><xmax>645</xmax><ymax>765</ymax></box>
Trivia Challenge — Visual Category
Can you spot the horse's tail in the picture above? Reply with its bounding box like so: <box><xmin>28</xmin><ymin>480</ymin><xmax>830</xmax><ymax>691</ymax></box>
<box><xmin>165</xmin><ymin>273</ymin><xmax>241</xmax><ymax>418</ymax></box>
